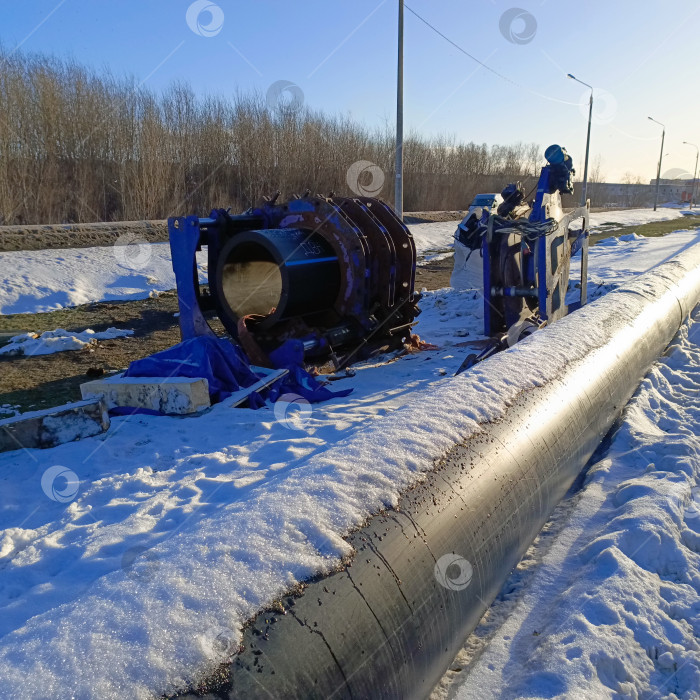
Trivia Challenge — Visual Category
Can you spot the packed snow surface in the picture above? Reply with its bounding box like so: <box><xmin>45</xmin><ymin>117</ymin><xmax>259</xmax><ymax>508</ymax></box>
<box><xmin>1</xmin><ymin>219</ymin><xmax>700</xmax><ymax>697</ymax></box>
<box><xmin>0</xmin><ymin>286</ymin><xmax>487</xmax><ymax>698</ymax></box>
<box><xmin>0</xmin><ymin>327</ymin><xmax>133</xmax><ymax>356</ymax></box>
<box><xmin>0</xmin><ymin>208</ymin><xmax>691</xmax><ymax>315</ymax></box>
<box><xmin>445</xmin><ymin>306</ymin><xmax>700</xmax><ymax>700</ymax></box>
<box><xmin>571</xmin><ymin>228</ymin><xmax>700</xmax><ymax>302</ymax></box>
<box><xmin>0</xmin><ymin>244</ymin><xmax>207</xmax><ymax>314</ymax></box>
<box><xmin>588</xmin><ymin>207</ymin><xmax>685</xmax><ymax>228</ymax></box>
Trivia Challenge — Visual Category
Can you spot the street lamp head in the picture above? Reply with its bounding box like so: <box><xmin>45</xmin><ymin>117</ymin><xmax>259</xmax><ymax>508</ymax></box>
<box><xmin>567</xmin><ymin>73</ymin><xmax>593</xmax><ymax>90</ymax></box>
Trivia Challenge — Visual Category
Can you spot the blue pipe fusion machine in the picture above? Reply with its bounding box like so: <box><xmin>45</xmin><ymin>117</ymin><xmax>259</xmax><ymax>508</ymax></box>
<box><xmin>168</xmin><ymin>194</ymin><xmax>421</xmax><ymax>369</ymax></box>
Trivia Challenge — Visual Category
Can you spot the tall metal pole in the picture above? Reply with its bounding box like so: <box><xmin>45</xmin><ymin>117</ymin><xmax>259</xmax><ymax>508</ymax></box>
<box><xmin>654</xmin><ymin>129</ymin><xmax>665</xmax><ymax>211</ymax></box>
<box><xmin>683</xmin><ymin>141</ymin><xmax>699</xmax><ymax>209</ymax></box>
<box><xmin>395</xmin><ymin>0</ymin><xmax>404</xmax><ymax>219</ymax></box>
<box><xmin>567</xmin><ymin>74</ymin><xmax>593</xmax><ymax>207</ymax></box>
<box><xmin>649</xmin><ymin>117</ymin><xmax>665</xmax><ymax>211</ymax></box>
<box><xmin>581</xmin><ymin>92</ymin><xmax>593</xmax><ymax>206</ymax></box>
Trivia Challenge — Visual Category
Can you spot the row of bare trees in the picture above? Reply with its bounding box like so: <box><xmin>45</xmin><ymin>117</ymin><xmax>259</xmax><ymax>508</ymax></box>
<box><xmin>0</xmin><ymin>48</ymin><xmax>543</xmax><ymax>225</ymax></box>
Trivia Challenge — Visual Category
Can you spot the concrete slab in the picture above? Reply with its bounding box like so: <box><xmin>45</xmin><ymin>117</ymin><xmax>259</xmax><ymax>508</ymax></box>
<box><xmin>0</xmin><ymin>398</ymin><xmax>109</xmax><ymax>453</ymax></box>
<box><xmin>80</xmin><ymin>374</ymin><xmax>211</xmax><ymax>414</ymax></box>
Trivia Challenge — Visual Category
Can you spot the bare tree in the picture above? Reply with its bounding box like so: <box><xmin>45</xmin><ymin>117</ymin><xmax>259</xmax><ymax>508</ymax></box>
<box><xmin>0</xmin><ymin>47</ymin><xmax>543</xmax><ymax>224</ymax></box>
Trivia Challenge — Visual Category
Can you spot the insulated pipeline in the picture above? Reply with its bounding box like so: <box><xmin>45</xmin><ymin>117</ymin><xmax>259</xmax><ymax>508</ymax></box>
<box><xmin>178</xmin><ymin>244</ymin><xmax>700</xmax><ymax>700</ymax></box>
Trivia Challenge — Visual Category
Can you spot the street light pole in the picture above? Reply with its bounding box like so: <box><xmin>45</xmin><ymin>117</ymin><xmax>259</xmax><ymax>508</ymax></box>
<box><xmin>567</xmin><ymin>74</ymin><xmax>593</xmax><ymax>207</ymax></box>
<box><xmin>395</xmin><ymin>0</ymin><xmax>404</xmax><ymax>219</ymax></box>
<box><xmin>648</xmin><ymin>117</ymin><xmax>665</xmax><ymax>211</ymax></box>
<box><xmin>683</xmin><ymin>141</ymin><xmax>699</xmax><ymax>209</ymax></box>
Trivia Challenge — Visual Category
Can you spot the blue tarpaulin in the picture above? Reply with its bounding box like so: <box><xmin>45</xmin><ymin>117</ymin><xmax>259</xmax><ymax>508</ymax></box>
<box><xmin>124</xmin><ymin>336</ymin><xmax>258</xmax><ymax>403</ymax></box>
<box><xmin>122</xmin><ymin>336</ymin><xmax>351</xmax><ymax>413</ymax></box>
<box><xmin>268</xmin><ymin>339</ymin><xmax>352</xmax><ymax>403</ymax></box>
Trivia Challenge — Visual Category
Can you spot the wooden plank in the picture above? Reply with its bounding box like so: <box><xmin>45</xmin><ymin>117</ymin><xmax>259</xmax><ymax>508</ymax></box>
<box><xmin>224</xmin><ymin>367</ymin><xmax>289</xmax><ymax>408</ymax></box>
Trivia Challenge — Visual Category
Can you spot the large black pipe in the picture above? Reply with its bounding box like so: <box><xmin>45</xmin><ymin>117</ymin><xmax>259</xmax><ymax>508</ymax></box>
<box><xmin>177</xmin><ymin>245</ymin><xmax>700</xmax><ymax>699</ymax></box>
<box><xmin>213</xmin><ymin>228</ymin><xmax>340</xmax><ymax>327</ymax></box>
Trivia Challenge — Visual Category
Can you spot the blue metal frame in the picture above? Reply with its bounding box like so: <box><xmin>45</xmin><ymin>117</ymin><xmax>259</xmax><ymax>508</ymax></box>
<box><xmin>482</xmin><ymin>165</ymin><xmax>590</xmax><ymax>336</ymax></box>
<box><xmin>168</xmin><ymin>215</ymin><xmax>218</xmax><ymax>341</ymax></box>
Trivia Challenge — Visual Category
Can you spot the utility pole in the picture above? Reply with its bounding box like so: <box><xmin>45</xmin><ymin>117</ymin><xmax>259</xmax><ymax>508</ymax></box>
<box><xmin>648</xmin><ymin>117</ymin><xmax>665</xmax><ymax>211</ymax></box>
<box><xmin>395</xmin><ymin>0</ymin><xmax>404</xmax><ymax>219</ymax></box>
<box><xmin>567</xmin><ymin>74</ymin><xmax>593</xmax><ymax>207</ymax></box>
<box><xmin>683</xmin><ymin>141</ymin><xmax>699</xmax><ymax>209</ymax></box>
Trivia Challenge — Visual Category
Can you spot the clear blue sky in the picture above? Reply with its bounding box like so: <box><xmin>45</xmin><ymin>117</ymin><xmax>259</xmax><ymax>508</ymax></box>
<box><xmin>2</xmin><ymin>0</ymin><xmax>699</xmax><ymax>181</ymax></box>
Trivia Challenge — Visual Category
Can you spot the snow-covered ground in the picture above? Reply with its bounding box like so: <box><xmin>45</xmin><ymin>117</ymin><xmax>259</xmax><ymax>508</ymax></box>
<box><xmin>588</xmin><ymin>207</ymin><xmax>686</xmax><ymax>229</ymax></box>
<box><xmin>0</xmin><ymin>244</ymin><xmax>208</xmax><ymax>315</ymax></box>
<box><xmin>571</xmin><ymin>229</ymin><xmax>700</xmax><ymax>303</ymax></box>
<box><xmin>1</xmin><ymin>214</ymin><xmax>700</xmax><ymax>698</ymax></box>
<box><xmin>410</xmin><ymin>221</ymin><xmax>460</xmax><ymax>265</ymax></box>
<box><xmin>0</xmin><ymin>208</ymin><xmax>691</xmax><ymax>316</ymax></box>
<box><xmin>441</xmin><ymin>306</ymin><xmax>700</xmax><ymax>700</ymax></box>
<box><xmin>0</xmin><ymin>287</ymin><xmax>487</xmax><ymax>698</ymax></box>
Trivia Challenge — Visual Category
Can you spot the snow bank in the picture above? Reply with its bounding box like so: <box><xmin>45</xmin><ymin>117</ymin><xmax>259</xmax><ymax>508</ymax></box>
<box><xmin>0</xmin><ymin>328</ymin><xmax>133</xmax><ymax>356</ymax></box>
<box><xmin>410</xmin><ymin>221</ymin><xmax>457</xmax><ymax>259</ymax></box>
<box><xmin>448</xmin><ymin>306</ymin><xmax>700</xmax><ymax>700</ymax></box>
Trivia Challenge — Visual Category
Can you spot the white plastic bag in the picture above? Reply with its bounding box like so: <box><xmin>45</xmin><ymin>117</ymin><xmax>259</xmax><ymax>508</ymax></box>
<box><xmin>450</xmin><ymin>240</ymin><xmax>483</xmax><ymax>290</ymax></box>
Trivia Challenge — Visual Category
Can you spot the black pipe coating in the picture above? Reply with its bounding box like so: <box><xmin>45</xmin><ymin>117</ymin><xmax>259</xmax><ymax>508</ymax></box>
<box><xmin>177</xmin><ymin>245</ymin><xmax>700</xmax><ymax>699</ymax></box>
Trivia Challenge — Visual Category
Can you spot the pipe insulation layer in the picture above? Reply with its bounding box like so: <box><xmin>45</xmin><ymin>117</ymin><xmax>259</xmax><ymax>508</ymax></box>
<box><xmin>180</xmin><ymin>244</ymin><xmax>700</xmax><ymax>700</ymax></box>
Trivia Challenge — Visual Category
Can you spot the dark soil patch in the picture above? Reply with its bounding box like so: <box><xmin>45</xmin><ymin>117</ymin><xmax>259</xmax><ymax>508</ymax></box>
<box><xmin>0</xmin><ymin>291</ymin><xmax>225</xmax><ymax>414</ymax></box>
<box><xmin>415</xmin><ymin>255</ymin><xmax>454</xmax><ymax>291</ymax></box>
<box><xmin>404</xmin><ymin>211</ymin><xmax>464</xmax><ymax>224</ymax></box>
<box><xmin>0</xmin><ymin>220</ymin><xmax>168</xmax><ymax>252</ymax></box>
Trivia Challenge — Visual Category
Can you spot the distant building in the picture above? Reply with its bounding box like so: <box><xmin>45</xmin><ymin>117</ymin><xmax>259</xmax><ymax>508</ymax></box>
<box><xmin>649</xmin><ymin>178</ymin><xmax>698</xmax><ymax>204</ymax></box>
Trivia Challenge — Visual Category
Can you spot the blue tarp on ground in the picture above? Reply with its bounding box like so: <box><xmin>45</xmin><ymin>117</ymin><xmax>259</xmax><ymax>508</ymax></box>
<box><xmin>268</xmin><ymin>339</ymin><xmax>352</xmax><ymax>403</ymax></box>
<box><xmin>124</xmin><ymin>336</ymin><xmax>257</xmax><ymax>403</ymax></box>
<box><xmin>122</xmin><ymin>336</ymin><xmax>351</xmax><ymax>413</ymax></box>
